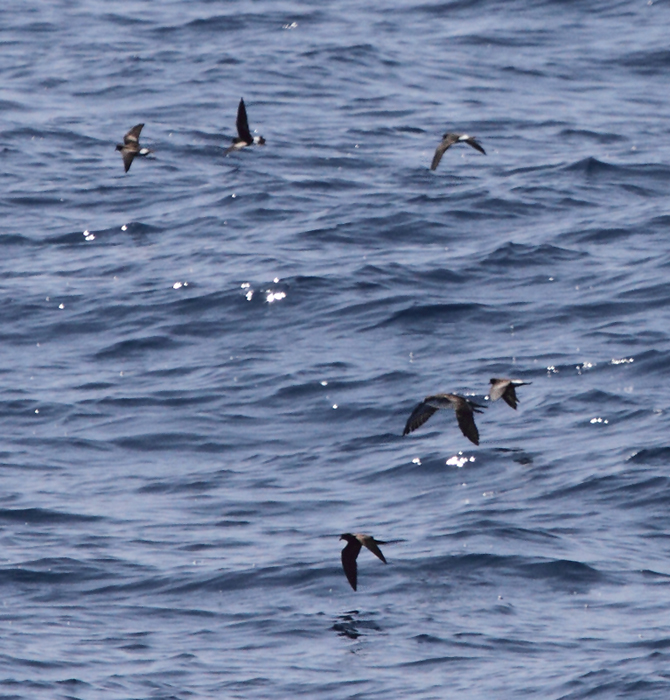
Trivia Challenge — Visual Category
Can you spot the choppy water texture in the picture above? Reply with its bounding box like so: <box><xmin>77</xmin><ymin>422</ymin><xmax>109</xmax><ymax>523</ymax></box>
<box><xmin>2</xmin><ymin>0</ymin><xmax>670</xmax><ymax>698</ymax></box>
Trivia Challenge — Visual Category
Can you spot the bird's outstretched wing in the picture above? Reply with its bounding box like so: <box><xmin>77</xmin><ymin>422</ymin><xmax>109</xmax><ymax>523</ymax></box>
<box><xmin>430</xmin><ymin>139</ymin><xmax>453</xmax><ymax>171</ymax></box>
<box><xmin>120</xmin><ymin>149</ymin><xmax>135</xmax><ymax>173</ymax></box>
<box><xmin>124</xmin><ymin>124</ymin><xmax>144</xmax><ymax>145</ymax></box>
<box><xmin>341</xmin><ymin>539</ymin><xmax>362</xmax><ymax>591</ymax></box>
<box><xmin>236</xmin><ymin>99</ymin><xmax>253</xmax><ymax>143</ymax></box>
<box><xmin>403</xmin><ymin>401</ymin><xmax>439</xmax><ymax>435</ymax></box>
<box><xmin>463</xmin><ymin>137</ymin><xmax>485</xmax><ymax>154</ymax></box>
<box><xmin>360</xmin><ymin>536</ymin><xmax>387</xmax><ymax>564</ymax></box>
<box><xmin>454</xmin><ymin>401</ymin><xmax>480</xmax><ymax>445</ymax></box>
<box><xmin>489</xmin><ymin>379</ymin><xmax>509</xmax><ymax>403</ymax></box>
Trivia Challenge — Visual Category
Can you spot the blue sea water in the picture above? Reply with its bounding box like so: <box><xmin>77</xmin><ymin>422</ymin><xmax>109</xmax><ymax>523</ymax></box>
<box><xmin>2</xmin><ymin>0</ymin><xmax>670</xmax><ymax>697</ymax></box>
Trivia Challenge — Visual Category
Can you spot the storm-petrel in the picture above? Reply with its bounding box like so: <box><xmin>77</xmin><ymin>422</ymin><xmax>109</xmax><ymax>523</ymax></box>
<box><xmin>430</xmin><ymin>133</ymin><xmax>486</xmax><ymax>171</ymax></box>
<box><xmin>116</xmin><ymin>124</ymin><xmax>152</xmax><ymax>173</ymax></box>
<box><xmin>224</xmin><ymin>98</ymin><xmax>266</xmax><ymax>155</ymax></box>
<box><xmin>488</xmin><ymin>378</ymin><xmax>531</xmax><ymax>410</ymax></box>
<box><xmin>403</xmin><ymin>393</ymin><xmax>486</xmax><ymax>445</ymax></box>
<box><xmin>340</xmin><ymin>533</ymin><xmax>387</xmax><ymax>591</ymax></box>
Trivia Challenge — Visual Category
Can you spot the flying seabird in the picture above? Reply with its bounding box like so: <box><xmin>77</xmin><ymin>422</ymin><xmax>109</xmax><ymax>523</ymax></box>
<box><xmin>224</xmin><ymin>98</ymin><xmax>266</xmax><ymax>155</ymax></box>
<box><xmin>116</xmin><ymin>124</ymin><xmax>152</xmax><ymax>173</ymax></box>
<box><xmin>488</xmin><ymin>378</ymin><xmax>531</xmax><ymax>410</ymax></box>
<box><xmin>340</xmin><ymin>533</ymin><xmax>387</xmax><ymax>591</ymax></box>
<box><xmin>403</xmin><ymin>393</ymin><xmax>486</xmax><ymax>445</ymax></box>
<box><xmin>430</xmin><ymin>132</ymin><xmax>486</xmax><ymax>171</ymax></box>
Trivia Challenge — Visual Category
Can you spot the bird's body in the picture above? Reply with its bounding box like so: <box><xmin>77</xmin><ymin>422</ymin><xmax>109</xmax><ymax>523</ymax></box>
<box><xmin>116</xmin><ymin>124</ymin><xmax>152</xmax><ymax>173</ymax></box>
<box><xmin>430</xmin><ymin>132</ymin><xmax>486</xmax><ymax>171</ymax></box>
<box><xmin>488</xmin><ymin>378</ymin><xmax>531</xmax><ymax>410</ymax></box>
<box><xmin>224</xmin><ymin>98</ymin><xmax>265</xmax><ymax>155</ymax></box>
<box><xmin>340</xmin><ymin>533</ymin><xmax>387</xmax><ymax>591</ymax></box>
<box><xmin>403</xmin><ymin>393</ymin><xmax>485</xmax><ymax>445</ymax></box>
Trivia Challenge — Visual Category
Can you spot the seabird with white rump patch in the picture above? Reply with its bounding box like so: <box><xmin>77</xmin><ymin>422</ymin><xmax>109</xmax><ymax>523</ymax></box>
<box><xmin>116</xmin><ymin>124</ymin><xmax>152</xmax><ymax>173</ymax></box>
<box><xmin>224</xmin><ymin>98</ymin><xmax>266</xmax><ymax>155</ymax></box>
<box><xmin>431</xmin><ymin>132</ymin><xmax>486</xmax><ymax>171</ymax></box>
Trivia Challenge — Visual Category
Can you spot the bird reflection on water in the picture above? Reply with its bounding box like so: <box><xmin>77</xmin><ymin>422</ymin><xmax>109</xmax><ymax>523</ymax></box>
<box><xmin>331</xmin><ymin>610</ymin><xmax>382</xmax><ymax>640</ymax></box>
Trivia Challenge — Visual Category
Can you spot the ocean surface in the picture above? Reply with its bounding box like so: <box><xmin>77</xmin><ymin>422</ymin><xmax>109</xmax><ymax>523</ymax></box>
<box><xmin>2</xmin><ymin>0</ymin><xmax>670</xmax><ymax>697</ymax></box>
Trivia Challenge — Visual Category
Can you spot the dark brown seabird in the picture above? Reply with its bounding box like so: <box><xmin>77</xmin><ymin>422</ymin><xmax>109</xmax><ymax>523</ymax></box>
<box><xmin>116</xmin><ymin>124</ymin><xmax>152</xmax><ymax>173</ymax></box>
<box><xmin>430</xmin><ymin>132</ymin><xmax>486</xmax><ymax>171</ymax></box>
<box><xmin>403</xmin><ymin>393</ymin><xmax>486</xmax><ymax>445</ymax></box>
<box><xmin>489</xmin><ymin>378</ymin><xmax>531</xmax><ymax>410</ymax></box>
<box><xmin>224</xmin><ymin>98</ymin><xmax>266</xmax><ymax>155</ymax></box>
<box><xmin>340</xmin><ymin>533</ymin><xmax>387</xmax><ymax>591</ymax></box>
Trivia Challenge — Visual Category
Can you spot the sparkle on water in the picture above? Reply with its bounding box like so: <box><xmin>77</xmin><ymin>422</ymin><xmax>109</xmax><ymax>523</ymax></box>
<box><xmin>446</xmin><ymin>453</ymin><xmax>476</xmax><ymax>468</ymax></box>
